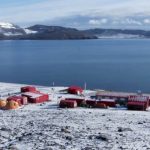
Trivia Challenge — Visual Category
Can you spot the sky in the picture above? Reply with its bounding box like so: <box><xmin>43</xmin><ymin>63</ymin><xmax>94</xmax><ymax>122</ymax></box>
<box><xmin>0</xmin><ymin>0</ymin><xmax>150</xmax><ymax>29</ymax></box>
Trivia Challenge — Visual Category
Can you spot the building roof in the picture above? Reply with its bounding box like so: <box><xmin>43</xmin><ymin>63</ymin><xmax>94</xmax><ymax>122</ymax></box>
<box><xmin>96</xmin><ymin>90</ymin><xmax>150</xmax><ymax>99</ymax></box>
<box><xmin>7</xmin><ymin>95</ymin><xmax>23</xmax><ymax>100</ymax></box>
<box><xmin>96</xmin><ymin>91</ymin><xmax>131</xmax><ymax>97</ymax></box>
<box><xmin>101</xmin><ymin>98</ymin><xmax>116</xmax><ymax>102</ymax></box>
<box><xmin>68</xmin><ymin>86</ymin><xmax>83</xmax><ymax>91</ymax></box>
<box><xmin>22</xmin><ymin>92</ymin><xmax>44</xmax><ymax>98</ymax></box>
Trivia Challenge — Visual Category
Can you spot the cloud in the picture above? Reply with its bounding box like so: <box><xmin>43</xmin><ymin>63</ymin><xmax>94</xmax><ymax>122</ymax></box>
<box><xmin>121</xmin><ymin>18</ymin><xmax>142</xmax><ymax>25</ymax></box>
<box><xmin>143</xmin><ymin>19</ymin><xmax>150</xmax><ymax>24</ymax></box>
<box><xmin>89</xmin><ymin>18</ymin><xmax>108</xmax><ymax>25</ymax></box>
<box><xmin>0</xmin><ymin>0</ymin><xmax>150</xmax><ymax>29</ymax></box>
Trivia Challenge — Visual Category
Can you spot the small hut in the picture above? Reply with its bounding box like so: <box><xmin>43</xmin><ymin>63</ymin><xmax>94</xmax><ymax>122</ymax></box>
<box><xmin>7</xmin><ymin>96</ymin><xmax>28</xmax><ymax>106</ymax></box>
<box><xmin>127</xmin><ymin>95</ymin><xmax>149</xmax><ymax>111</ymax></box>
<box><xmin>98</xmin><ymin>99</ymin><xmax>116</xmax><ymax>107</ymax></box>
<box><xmin>86</xmin><ymin>99</ymin><xmax>97</xmax><ymax>108</ymax></box>
<box><xmin>59</xmin><ymin>100</ymin><xmax>77</xmax><ymax>108</ymax></box>
<box><xmin>68</xmin><ymin>86</ymin><xmax>83</xmax><ymax>95</ymax></box>
<box><xmin>0</xmin><ymin>99</ymin><xmax>7</xmax><ymax>109</ymax></box>
<box><xmin>5</xmin><ymin>101</ymin><xmax>19</xmax><ymax>110</ymax></box>
<box><xmin>21</xmin><ymin>86</ymin><xmax>36</xmax><ymax>93</ymax></box>
<box><xmin>95</xmin><ymin>102</ymin><xmax>107</xmax><ymax>109</ymax></box>
<box><xmin>65</xmin><ymin>98</ymin><xmax>85</xmax><ymax>106</ymax></box>
<box><xmin>22</xmin><ymin>91</ymin><xmax>49</xmax><ymax>103</ymax></box>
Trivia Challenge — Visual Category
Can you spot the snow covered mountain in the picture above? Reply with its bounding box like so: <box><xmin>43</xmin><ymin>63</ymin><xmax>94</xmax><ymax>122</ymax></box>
<box><xmin>0</xmin><ymin>22</ymin><xmax>97</xmax><ymax>40</ymax></box>
<box><xmin>0</xmin><ymin>22</ymin><xmax>26</xmax><ymax>37</ymax></box>
<box><xmin>1</xmin><ymin>22</ymin><xmax>150</xmax><ymax>40</ymax></box>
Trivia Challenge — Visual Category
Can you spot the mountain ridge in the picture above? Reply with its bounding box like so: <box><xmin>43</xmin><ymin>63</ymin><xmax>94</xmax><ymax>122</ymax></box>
<box><xmin>0</xmin><ymin>22</ymin><xmax>97</xmax><ymax>40</ymax></box>
<box><xmin>1</xmin><ymin>22</ymin><xmax>150</xmax><ymax>39</ymax></box>
<box><xmin>83</xmin><ymin>28</ymin><xmax>150</xmax><ymax>38</ymax></box>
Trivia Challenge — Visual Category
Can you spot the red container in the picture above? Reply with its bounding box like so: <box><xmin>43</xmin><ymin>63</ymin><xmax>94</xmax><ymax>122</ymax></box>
<box><xmin>22</xmin><ymin>91</ymin><xmax>49</xmax><ymax>103</ymax></box>
<box><xmin>21</xmin><ymin>86</ymin><xmax>36</xmax><ymax>93</ymax></box>
<box><xmin>65</xmin><ymin>98</ymin><xmax>85</xmax><ymax>106</ymax></box>
<box><xmin>68</xmin><ymin>86</ymin><xmax>83</xmax><ymax>95</ymax></box>
<box><xmin>7</xmin><ymin>96</ymin><xmax>28</xmax><ymax>106</ymax></box>
<box><xmin>99</xmin><ymin>99</ymin><xmax>116</xmax><ymax>107</ymax></box>
<box><xmin>86</xmin><ymin>100</ymin><xmax>97</xmax><ymax>107</ymax></box>
<box><xmin>127</xmin><ymin>101</ymin><xmax>147</xmax><ymax>111</ymax></box>
<box><xmin>59</xmin><ymin>100</ymin><xmax>77</xmax><ymax>108</ymax></box>
<box><xmin>127</xmin><ymin>95</ymin><xmax>149</xmax><ymax>111</ymax></box>
<box><xmin>95</xmin><ymin>103</ymin><xmax>107</xmax><ymax>108</ymax></box>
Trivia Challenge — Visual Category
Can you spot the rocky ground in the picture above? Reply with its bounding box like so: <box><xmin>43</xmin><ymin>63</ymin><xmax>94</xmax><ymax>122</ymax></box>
<box><xmin>0</xmin><ymin>82</ymin><xmax>150</xmax><ymax>150</ymax></box>
<box><xmin>0</xmin><ymin>105</ymin><xmax>150</xmax><ymax>150</ymax></box>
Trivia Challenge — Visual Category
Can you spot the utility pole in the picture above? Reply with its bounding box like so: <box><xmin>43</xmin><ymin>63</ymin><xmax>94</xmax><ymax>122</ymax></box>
<box><xmin>84</xmin><ymin>82</ymin><xmax>87</xmax><ymax>91</ymax></box>
<box><xmin>52</xmin><ymin>81</ymin><xmax>55</xmax><ymax>87</ymax></box>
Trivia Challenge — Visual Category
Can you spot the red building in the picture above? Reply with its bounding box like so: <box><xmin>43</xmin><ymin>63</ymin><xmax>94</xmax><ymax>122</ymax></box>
<box><xmin>65</xmin><ymin>98</ymin><xmax>85</xmax><ymax>106</ymax></box>
<box><xmin>22</xmin><ymin>91</ymin><xmax>49</xmax><ymax>103</ymax></box>
<box><xmin>68</xmin><ymin>86</ymin><xmax>83</xmax><ymax>95</ymax></box>
<box><xmin>21</xmin><ymin>86</ymin><xmax>36</xmax><ymax>93</ymax></box>
<box><xmin>98</xmin><ymin>99</ymin><xmax>116</xmax><ymax>107</ymax></box>
<box><xmin>59</xmin><ymin>100</ymin><xmax>77</xmax><ymax>108</ymax></box>
<box><xmin>86</xmin><ymin>99</ymin><xmax>97</xmax><ymax>107</ymax></box>
<box><xmin>7</xmin><ymin>96</ymin><xmax>28</xmax><ymax>106</ymax></box>
<box><xmin>95</xmin><ymin>92</ymin><xmax>129</xmax><ymax>102</ymax></box>
<box><xmin>95</xmin><ymin>103</ymin><xmax>107</xmax><ymax>108</ymax></box>
<box><xmin>127</xmin><ymin>95</ymin><xmax>149</xmax><ymax>111</ymax></box>
<box><xmin>86</xmin><ymin>99</ymin><xmax>115</xmax><ymax>108</ymax></box>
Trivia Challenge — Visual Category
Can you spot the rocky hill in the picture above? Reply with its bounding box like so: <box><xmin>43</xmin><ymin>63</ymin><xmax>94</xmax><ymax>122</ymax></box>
<box><xmin>0</xmin><ymin>22</ymin><xmax>25</xmax><ymax>38</ymax></box>
<box><xmin>0</xmin><ymin>22</ymin><xmax>97</xmax><ymax>40</ymax></box>
<box><xmin>1</xmin><ymin>22</ymin><xmax>150</xmax><ymax>39</ymax></box>
<box><xmin>83</xmin><ymin>28</ymin><xmax>150</xmax><ymax>38</ymax></box>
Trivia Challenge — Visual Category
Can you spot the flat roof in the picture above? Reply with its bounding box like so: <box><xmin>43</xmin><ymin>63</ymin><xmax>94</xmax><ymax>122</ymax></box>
<box><xmin>96</xmin><ymin>91</ymin><xmax>150</xmax><ymax>98</ymax></box>
<box><xmin>22</xmin><ymin>92</ymin><xmax>43</xmax><ymax>98</ymax></box>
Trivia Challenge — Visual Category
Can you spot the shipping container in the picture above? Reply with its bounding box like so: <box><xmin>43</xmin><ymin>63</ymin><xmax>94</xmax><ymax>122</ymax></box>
<box><xmin>86</xmin><ymin>99</ymin><xmax>97</xmax><ymax>107</ymax></box>
<box><xmin>59</xmin><ymin>100</ymin><xmax>77</xmax><ymax>108</ymax></box>
<box><xmin>95</xmin><ymin>102</ymin><xmax>107</xmax><ymax>109</ymax></box>
<box><xmin>7</xmin><ymin>96</ymin><xmax>28</xmax><ymax>106</ymax></box>
<box><xmin>127</xmin><ymin>95</ymin><xmax>149</xmax><ymax>111</ymax></box>
<box><xmin>98</xmin><ymin>99</ymin><xmax>116</xmax><ymax>107</ymax></box>
<box><xmin>65</xmin><ymin>98</ymin><xmax>85</xmax><ymax>106</ymax></box>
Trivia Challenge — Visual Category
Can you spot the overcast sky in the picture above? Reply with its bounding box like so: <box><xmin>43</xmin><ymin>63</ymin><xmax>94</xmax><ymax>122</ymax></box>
<box><xmin>0</xmin><ymin>0</ymin><xmax>150</xmax><ymax>29</ymax></box>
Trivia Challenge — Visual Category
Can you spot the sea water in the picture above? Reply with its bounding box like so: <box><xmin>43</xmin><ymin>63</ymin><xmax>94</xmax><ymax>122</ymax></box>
<box><xmin>0</xmin><ymin>39</ymin><xmax>150</xmax><ymax>92</ymax></box>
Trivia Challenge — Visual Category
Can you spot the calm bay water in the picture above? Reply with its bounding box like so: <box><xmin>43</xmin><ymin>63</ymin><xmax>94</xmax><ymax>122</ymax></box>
<box><xmin>0</xmin><ymin>39</ymin><xmax>150</xmax><ymax>92</ymax></box>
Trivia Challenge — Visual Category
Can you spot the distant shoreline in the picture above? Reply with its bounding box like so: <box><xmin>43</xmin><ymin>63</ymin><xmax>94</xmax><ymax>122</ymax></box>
<box><xmin>1</xmin><ymin>22</ymin><xmax>150</xmax><ymax>40</ymax></box>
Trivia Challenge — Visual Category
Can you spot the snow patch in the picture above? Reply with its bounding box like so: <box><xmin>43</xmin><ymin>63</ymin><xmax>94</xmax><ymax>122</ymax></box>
<box><xmin>97</xmin><ymin>33</ymin><xmax>142</xmax><ymax>39</ymax></box>
<box><xmin>24</xmin><ymin>29</ymin><xmax>37</xmax><ymax>34</ymax></box>
<box><xmin>0</xmin><ymin>22</ymin><xmax>16</xmax><ymax>29</ymax></box>
<box><xmin>4</xmin><ymin>32</ymin><xmax>23</xmax><ymax>36</ymax></box>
